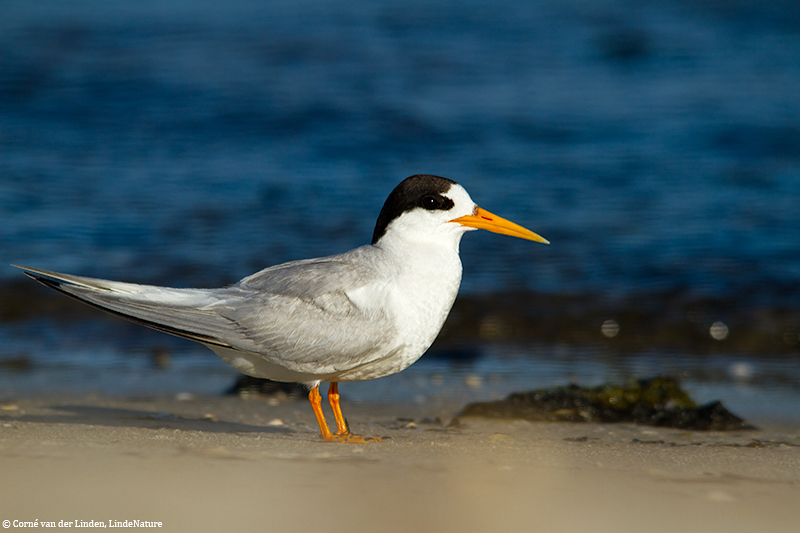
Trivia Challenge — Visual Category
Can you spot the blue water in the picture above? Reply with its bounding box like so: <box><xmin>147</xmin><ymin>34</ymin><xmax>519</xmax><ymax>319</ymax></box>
<box><xmin>1</xmin><ymin>0</ymin><xmax>799</xmax><ymax>423</ymax></box>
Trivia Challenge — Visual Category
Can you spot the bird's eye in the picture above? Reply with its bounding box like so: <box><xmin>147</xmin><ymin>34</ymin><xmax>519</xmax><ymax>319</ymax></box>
<box><xmin>421</xmin><ymin>195</ymin><xmax>441</xmax><ymax>210</ymax></box>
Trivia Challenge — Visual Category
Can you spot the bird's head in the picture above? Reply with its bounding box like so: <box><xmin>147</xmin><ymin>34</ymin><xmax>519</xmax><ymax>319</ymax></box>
<box><xmin>371</xmin><ymin>175</ymin><xmax>549</xmax><ymax>249</ymax></box>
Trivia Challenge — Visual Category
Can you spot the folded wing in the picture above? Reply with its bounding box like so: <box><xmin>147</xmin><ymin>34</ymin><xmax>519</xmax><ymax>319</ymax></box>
<box><xmin>13</xmin><ymin>256</ymin><xmax>396</xmax><ymax>376</ymax></box>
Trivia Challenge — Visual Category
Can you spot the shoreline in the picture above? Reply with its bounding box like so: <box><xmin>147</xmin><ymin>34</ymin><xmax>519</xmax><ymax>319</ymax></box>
<box><xmin>1</xmin><ymin>393</ymin><xmax>798</xmax><ymax>532</ymax></box>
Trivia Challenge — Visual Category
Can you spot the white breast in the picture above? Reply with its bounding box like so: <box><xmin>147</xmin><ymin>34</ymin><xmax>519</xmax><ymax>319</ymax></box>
<box><xmin>334</xmin><ymin>235</ymin><xmax>465</xmax><ymax>381</ymax></box>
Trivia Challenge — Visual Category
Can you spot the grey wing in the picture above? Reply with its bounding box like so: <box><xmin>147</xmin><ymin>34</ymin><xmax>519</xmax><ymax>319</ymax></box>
<box><xmin>237</xmin><ymin>245</ymin><xmax>379</xmax><ymax>303</ymax></box>
<box><xmin>214</xmin><ymin>290</ymin><xmax>396</xmax><ymax>376</ymax></box>
<box><xmin>13</xmin><ymin>265</ymin><xmax>242</xmax><ymax>348</ymax></box>
<box><xmin>219</xmin><ymin>246</ymin><xmax>398</xmax><ymax>374</ymax></box>
<box><xmin>14</xmin><ymin>254</ymin><xmax>397</xmax><ymax>376</ymax></box>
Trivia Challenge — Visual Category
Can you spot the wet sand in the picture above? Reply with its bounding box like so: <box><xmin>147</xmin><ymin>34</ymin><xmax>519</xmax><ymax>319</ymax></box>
<box><xmin>1</xmin><ymin>394</ymin><xmax>798</xmax><ymax>532</ymax></box>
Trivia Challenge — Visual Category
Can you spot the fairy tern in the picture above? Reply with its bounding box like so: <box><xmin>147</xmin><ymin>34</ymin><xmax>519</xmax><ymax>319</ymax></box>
<box><xmin>14</xmin><ymin>174</ymin><xmax>548</xmax><ymax>442</ymax></box>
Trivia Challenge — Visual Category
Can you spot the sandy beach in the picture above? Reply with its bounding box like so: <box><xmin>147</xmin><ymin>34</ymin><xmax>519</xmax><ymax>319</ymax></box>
<box><xmin>1</xmin><ymin>393</ymin><xmax>798</xmax><ymax>533</ymax></box>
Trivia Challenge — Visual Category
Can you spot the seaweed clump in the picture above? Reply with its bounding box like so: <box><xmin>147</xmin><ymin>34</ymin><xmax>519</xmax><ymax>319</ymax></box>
<box><xmin>458</xmin><ymin>377</ymin><xmax>754</xmax><ymax>431</ymax></box>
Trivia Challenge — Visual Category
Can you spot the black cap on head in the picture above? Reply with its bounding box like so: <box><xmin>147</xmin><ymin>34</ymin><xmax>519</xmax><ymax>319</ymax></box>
<box><xmin>371</xmin><ymin>175</ymin><xmax>458</xmax><ymax>244</ymax></box>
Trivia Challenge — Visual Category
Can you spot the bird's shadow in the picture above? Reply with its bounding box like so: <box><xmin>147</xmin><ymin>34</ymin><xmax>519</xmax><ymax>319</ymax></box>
<box><xmin>1</xmin><ymin>404</ymin><xmax>291</xmax><ymax>435</ymax></box>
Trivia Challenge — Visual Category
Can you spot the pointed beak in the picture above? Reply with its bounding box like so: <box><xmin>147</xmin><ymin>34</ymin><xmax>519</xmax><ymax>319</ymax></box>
<box><xmin>450</xmin><ymin>207</ymin><xmax>549</xmax><ymax>244</ymax></box>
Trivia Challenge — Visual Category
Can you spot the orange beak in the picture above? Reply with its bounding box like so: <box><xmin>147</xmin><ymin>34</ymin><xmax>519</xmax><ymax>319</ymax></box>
<box><xmin>450</xmin><ymin>207</ymin><xmax>549</xmax><ymax>244</ymax></box>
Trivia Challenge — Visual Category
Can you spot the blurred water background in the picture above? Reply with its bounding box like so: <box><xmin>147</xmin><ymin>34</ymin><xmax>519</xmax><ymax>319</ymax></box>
<box><xmin>1</xmin><ymin>0</ymin><xmax>799</xmax><ymax>424</ymax></box>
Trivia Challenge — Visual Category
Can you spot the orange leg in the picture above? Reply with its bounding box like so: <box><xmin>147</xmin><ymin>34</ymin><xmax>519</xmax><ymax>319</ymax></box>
<box><xmin>307</xmin><ymin>382</ymin><xmax>384</xmax><ymax>443</ymax></box>
<box><xmin>308</xmin><ymin>385</ymin><xmax>335</xmax><ymax>442</ymax></box>
<box><xmin>327</xmin><ymin>382</ymin><xmax>349</xmax><ymax>435</ymax></box>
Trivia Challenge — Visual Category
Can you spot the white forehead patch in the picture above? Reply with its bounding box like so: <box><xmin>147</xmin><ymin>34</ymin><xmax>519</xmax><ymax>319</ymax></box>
<box><xmin>443</xmin><ymin>183</ymin><xmax>477</xmax><ymax>219</ymax></box>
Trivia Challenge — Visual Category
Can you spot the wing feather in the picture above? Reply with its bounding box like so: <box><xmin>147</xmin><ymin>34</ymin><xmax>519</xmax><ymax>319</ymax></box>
<box><xmin>13</xmin><ymin>250</ymin><xmax>397</xmax><ymax>377</ymax></box>
<box><xmin>13</xmin><ymin>265</ymin><xmax>237</xmax><ymax>347</ymax></box>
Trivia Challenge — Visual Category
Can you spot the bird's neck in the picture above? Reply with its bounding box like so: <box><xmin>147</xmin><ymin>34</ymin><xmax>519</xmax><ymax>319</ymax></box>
<box><xmin>376</xmin><ymin>230</ymin><xmax>464</xmax><ymax>287</ymax></box>
<box><xmin>374</xmin><ymin>233</ymin><xmax>465</xmax><ymax>341</ymax></box>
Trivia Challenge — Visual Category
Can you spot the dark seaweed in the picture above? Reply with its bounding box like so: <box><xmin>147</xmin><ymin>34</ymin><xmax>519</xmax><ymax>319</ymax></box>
<box><xmin>458</xmin><ymin>377</ymin><xmax>755</xmax><ymax>431</ymax></box>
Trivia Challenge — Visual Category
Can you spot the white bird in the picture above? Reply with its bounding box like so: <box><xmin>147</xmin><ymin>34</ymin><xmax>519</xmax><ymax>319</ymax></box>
<box><xmin>14</xmin><ymin>175</ymin><xmax>548</xmax><ymax>442</ymax></box>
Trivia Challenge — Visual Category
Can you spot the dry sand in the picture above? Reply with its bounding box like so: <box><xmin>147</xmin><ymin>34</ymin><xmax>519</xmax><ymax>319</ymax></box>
<box><xmin>1</xmin><ymin>393</ymin><xmax>798</xmax><ymax>532</ymax></box>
